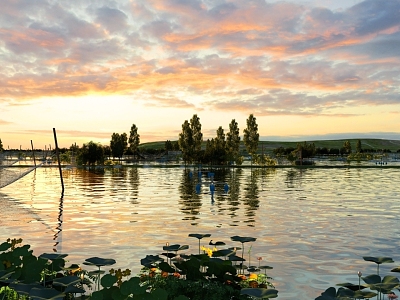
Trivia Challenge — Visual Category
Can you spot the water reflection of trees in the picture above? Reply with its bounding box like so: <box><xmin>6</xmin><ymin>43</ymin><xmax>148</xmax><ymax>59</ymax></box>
<box><xmin>243</xmin><ymin>169</ymin><xmax>260</xmax><ymax>221</ymax></box>
<box><xmin>178</xmin><ymin>169</ymin><xmax>202</xmax><ymax>221</ymax></box>
<box><xmin>128</xmin><ymin>168</ymin><xmax>139</xmax><ymax>205</ymax></box>
<box><xmin>285</xmin><ymin>169</ymin><xmax>303</xmax><ymax>188</ymax></box>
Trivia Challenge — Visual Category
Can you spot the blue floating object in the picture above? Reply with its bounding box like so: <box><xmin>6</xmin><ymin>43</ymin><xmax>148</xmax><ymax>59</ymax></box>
<box><xmin>224</xmin><ymin>183</ymin><xmax>229</xmax><ymax>193</ymax></box>
<box><xmin>189</xmin><ymin>171</ymin><xmax>193</xmax><ymax>178</ymax></box>
<box><xmin>208</xmin><ymin>172</ymin><xmax>214</xmax><ymax>178</ymax></box>
<box><xmin>195</xmin><ymin>183</ymin><xmax>201</xmax><ymax>193</ymax></box>
<box><xmin>210</xmin><ymin>183</ymin><xmax>215</xmax><ymax>192</ymax></box>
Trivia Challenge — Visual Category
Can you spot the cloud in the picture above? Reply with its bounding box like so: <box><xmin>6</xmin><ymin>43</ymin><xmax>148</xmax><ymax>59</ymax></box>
<box><xmin>0</xmin><ymin>0</ymin><xmax>399</xmax><ymax>115</ymax></box>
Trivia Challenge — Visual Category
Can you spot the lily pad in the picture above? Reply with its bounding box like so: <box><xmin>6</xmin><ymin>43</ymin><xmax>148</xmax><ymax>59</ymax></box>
<box><xmin>62</xmin><ymin>264</ymin><xmax>80</xmax><ymax>271</ymax></box>
<box><xmin>213</xmin><ymin>249</ymin><xmax>236</xmax><ymax>257</ymax></box>
<box><xmin>52</xmin><ymin>276</ymin><xmax>80</xmax><ymax>287</ymax></box>
<box><xmin>83</xmin><ymin>257</ymin><xmax>116</xmax><ymax>267</ymax></box>
<box><xmin>188</xmin><ymin>233</ymin><xmax>211</xmax><ymax>239</ymax></box>
<box><xmin>140</xmin><ymin>255</ymin><xmax>163</xmax><ymax>267</ymax></box>
<box><xmin>241</xmin><ymin>288</ymin><xmax>278</xmax><ymax>299</ymax></box>
<box><xmin>9</xmin><ymin>283</ymin><xmax>43</xmax><ymax>296</ymax></box>
<box><xmin>209</xmin><ymin>240</ymin><xmax>226</xmax><ymax>246</ymax></box>
<box><xmin>391</xmin><ymin>266</ymin><xmax>400</xmax><ymax>272</ymax></box>
<box><xmin>228</xmin><ymin>255</ymin><xmax>246</xmax><ymax>262</ymax></box>
<box><xmin>39</xmin><ymin>253</ymin><xmax>68</xmax><ymax>261</ymax></box>
<box><xmin>337</xmin><ymin>282</ymin><xmax>367</xmax><ymax>291</ymax></box>
<box><xmin>363</xmin><ymin>256</ymin><xmax>394</xmax><ymax>265</ymax></box>
<box><xmin>29</xmin><ymin>287</ymin><xmax>65</xmax><ymax>300</ymax></box>
<box><xmin>260</xmin><ymin>265</ymin><xmax>273</xmax><ymax>270</ymax></box>
<box><xmin>162</xmin><ymin>244</ymin><xmax>189</xmax><ymax>252</ymax></box>
<box><xmin>230</xmin><ymin>236</ymin><xmax>257</xmax><ymax>243</ymax></box>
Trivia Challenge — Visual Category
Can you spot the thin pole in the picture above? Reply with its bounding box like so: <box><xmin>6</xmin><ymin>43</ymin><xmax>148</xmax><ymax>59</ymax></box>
<box><xmin>31</xmin><ymin>140</ymin><xmax>36</xmax><ymax>167</ymax></box>
<box><xmin>53</xmin><ymin>128</ymin><xmax>64</xmax><ymax>195</ymax></box>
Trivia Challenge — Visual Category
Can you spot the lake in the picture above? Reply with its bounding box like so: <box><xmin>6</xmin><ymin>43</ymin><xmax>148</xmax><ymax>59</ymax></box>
<box><xmin>1</xmin><ymin>164</ymin><xmax>400</xmax><ymax>299</ymax></box>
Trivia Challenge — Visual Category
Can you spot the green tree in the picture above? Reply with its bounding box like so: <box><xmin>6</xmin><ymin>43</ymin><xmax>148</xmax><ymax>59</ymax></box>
<box><xmin>190</xmin><ymin>114</ymin><xmax>203</xmax><ymax>161</ymax></box>
<box><xmin>76</xmin><ymin>141</ymin><xmax>104</xmax><ymax>165</ymax></box>
<box><xmin>213</xmin><ymin>126</ymin><xmax>226</xmax><ymax>164</ymax></box>
<box><xmin>128</xmin><ymin>124</ymin><xmax>140</xmax><ymax>155</ymax></box>
<box><xmin>243</xmin><ymin>114</ymin><xmax>259</xmax><ymax>163</ymax></box>
<box><xmin>178</xmin><ymin>120</ymin><xmax>194</xmax><ymax>164</ymax></box>
<box><xmin>343</xmin><ymin>140</ymin><xmax>352</xmax><ymax>155</ymax></box>
<box><xmin>165</xmin><ymin>140</ymin><xmax>173</xmax><ymax>151</ymax></box>
<box><xmin>178</xmin><ymin>115</ymin><xmax>203</xmax><ymax>164</ymax></box>
<box><xmin>110</xmin><ymin>132</ymin><xmax>127</xmax><ymax>161</ymax></box>
<box><xmin>226</xmin><ymin>119</ymin><xmax>241</xmax><ymax>164</ymax></box>
<box><xmin>356</xmin><ymin>139</ymin><xmax>362</xmax><ymax>153</ymax></box>
<box><xmin>0</xmin><ymin>138</ymin><xmax>3</xmax><ymax>152</ymax></box>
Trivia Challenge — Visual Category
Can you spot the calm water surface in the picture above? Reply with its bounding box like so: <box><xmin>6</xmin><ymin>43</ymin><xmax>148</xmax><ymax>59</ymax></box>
<box><xmin>1</xmin><ymin>165</ymin><xmax>400</xmax><ymax>299</ymax></box>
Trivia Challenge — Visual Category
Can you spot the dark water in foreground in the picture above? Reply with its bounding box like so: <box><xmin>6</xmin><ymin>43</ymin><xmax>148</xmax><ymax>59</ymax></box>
<box><xmin>1</xmin><ymin>165</ymin><xmax>400</xmax><ymax>299</ymax></box>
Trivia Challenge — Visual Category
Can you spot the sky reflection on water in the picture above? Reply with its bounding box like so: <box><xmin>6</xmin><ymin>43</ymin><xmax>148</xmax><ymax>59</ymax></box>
<box><xmin>1</xmin><ymin>166</ymin><xmax>400</xmax><ymax>299</ymax></box>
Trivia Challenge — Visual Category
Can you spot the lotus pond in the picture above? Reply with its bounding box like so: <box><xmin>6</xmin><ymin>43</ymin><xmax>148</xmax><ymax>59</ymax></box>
<box><xmin>1</xmin><ymin>164</ymin><xmax>400</xmax><ymax>299</ymax></box>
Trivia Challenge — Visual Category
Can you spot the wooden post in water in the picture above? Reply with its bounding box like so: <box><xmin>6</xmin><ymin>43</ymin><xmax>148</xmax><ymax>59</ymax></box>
<box><xmin>30</xmin><ymin>140</ymin><xmax>36</xmax><ymax>167</ymax></box>
<box><xmin>53</xmin><ymin>128</ymin><xmax>64</xmax><ymax>195</ymax></box>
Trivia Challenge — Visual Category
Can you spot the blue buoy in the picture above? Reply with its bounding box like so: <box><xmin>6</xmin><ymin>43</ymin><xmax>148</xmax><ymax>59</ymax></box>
<box><xmin>189</xmin><ymin>171</ymin><xmax>193</xmax><ymax>178</ymax></box>
<box><xmin>210</xmin><ymin>182</ymin><xmax>215</xmax><ymax>193</ymax></box>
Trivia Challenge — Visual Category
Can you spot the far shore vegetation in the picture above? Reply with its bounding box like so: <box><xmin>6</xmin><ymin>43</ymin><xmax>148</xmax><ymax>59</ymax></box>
<box><xmin>1</xmin><ymin>115</ymin><xmax>400</xmax><ymax>166</ymax></box>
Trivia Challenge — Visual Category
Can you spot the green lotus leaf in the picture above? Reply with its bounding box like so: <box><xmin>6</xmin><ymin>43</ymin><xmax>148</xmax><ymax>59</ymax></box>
<box><xmin>39</xmin><ymin>253</ymin><xmax>68</xmax><ymax>261</ymax></box>
<box><xmin>363</xmin><ymin>256</ymin><xmax>394</xmax><ymax>265</ymax></box>
<box><xmin>29</xmin><ymin>287</ymin><xmax>65</xmax><ymax>300</ymax></box>
<box><xmin>209</xmin><ymin>240</ymin><xmax>226</xmax><ymax>246</ymax></box>
<box><xmin>248</xmin><ymin>267</ymin><xmax>260</xmax><ymax>272</ymax></box>
<box><xmin>52</xmin><ymin>276</ymin><xmax>80</xmax><ymax>287</ymax></box>
<box><xmin>120</xmin><ymin>277</ymin><xmax>146</xmax><ymax>296</ymax></box>
<box><xmin>91</xmin><ymin>290</ymin><xmax>104</xmax><ymax>300</ymax></box>
<box><xmin>0</xmin><ymin>269</ymin><xmax>14</xmax><ymax>280</ymax></box>
<box><xmin>213</xmin><ymin>249</ymin><xmax>236</xmax><ymax>257</ymax></box>
<box><xmin>149</xmin><ymin>288</ymin><xmax>168</xmax><ymax>300</ymax></box>
<box><xmin>101</xmin><ymin>273</ymin><xmax>117</xmax><ymax>288</ymax></box>
<box><xmin>230</xmin><ymin>236</ymin><xmax>257</xmax><ymax>243</ymax></box>
<box><xmin>64</xmin><ymin>285</ymin><xmax>85</xmax><ymax>294</ymax></box>
<box><xmin>161</xmin><ymin>252</ymin><xmax>176</xmax><ymax>259</ymax></box>
<box><xmin>188</xmin><ymin>233</ymin><xmax>211</xmax><ymax>239</ymax></box>
<box><xmin>241</xmin><ymin>288</ymin><xmax>278</xmax><ymax>299</ymax></box>
<box><xmin>159</xmin><ymin>262</ymin><xmax>175</xmax><ymax>273</ymax></box>
<box><xmin>111</xmin><ymin>288</ymin><xmax>128</xmax><ymax>300</ymax></box>
<box><xmin>9</xmin><ymin>283</ymin><xmax>43</xmax><ymax>296</ymax></box>
<box><xmin>12</xmin><ymin>245</ymin><xmax>32</xmax><ymax>257</ymax></box>
<box><xmin>391</xmin><ymin>266</ymin><xmax>400</xmax><ymax>272</ymax></box>
<box><xmin>228</xmin><ymin>255</ymin><xmax>245</xmax><ymax>262</ymax></box>
<box><xmin>0</xmin><ymin>242</ymin><xmax>11</xmax><ymax>252</ymax></box>
<box><xmin>336</xmin><ymin>282</ymin><xmax>367</xmax><ymax>291</ymax></box>
<box><xmin>83</xmin><ymin>257</ymin><xmax>116</xmax><ymax>267</ymax></box>
<box><xmin>163</xmin><ymin>244</ymin><xmax>189</xmax><ymax>252</ymax></box>
<box><xmin>61</xmin><ymin>264</ymin><xmax>80</xmax><ymax>271</ymax></box>
<box><xmin>363</xmin><ymin>275</ymin><xmax>400</xmax><ymax>292</ymax></box>
<box><xmin>315</xmin><ymin>287</ymin><xmax>354</xmax><ymax>300</ymax></box>
<box><xmin>260</xmin><ymin>265</ymin><xmax>273</xmax><ymax>270</ymax></box>
<box><xmin>362</xmin><ymin>274</ymin><xmax>381</xmax><ymax>285</ymax></box>
<box><xmin>353</xmin><ymin>290</ymin><xmax>377</xmax><ymax>299</ymax></box>
<box><xmin>140</xmin><ymin>255</ymin><xmax>163</xmax><ymax>267</ymax></box>
<box><xmin>173</xmin><ymin>296</ymin><xmax>190</xmax><ymax>300</ymax></box>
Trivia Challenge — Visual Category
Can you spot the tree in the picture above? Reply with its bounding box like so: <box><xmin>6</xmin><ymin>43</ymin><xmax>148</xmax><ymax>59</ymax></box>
<box><xmin>128</xmin><ymin>124</ymin><xmax>140</xmax><ymax>155</ymax></box>
<box><xmin>356</xmin><ymin>139</ymin><xmax>362</xmax><ymax>153</ymax></box>
<box><xmin>213</xmin><ymin>126</ymin><xmax>226</xmax><ymax>164</ymax></box>
<box><xmin>343</xmin><ymin>140</ymin><xmax>352</xmax><ymax>155</ymax></box>
<box><xmin>178</xmin><ymin>115</ymin><xmax>203</xmax><ymax>164</ymax></box>
<box><xmin>226</xmin><ymin>119</ymin><xmax>241</xmax><ymax>164</ymax></box>
<box><xmin>190</xmin><ymin>114</ymin><xmax>203</xmax><ymax>161</ymax></box>
<box><xmin>178</xmin><ymin>120</ymin><xmax>194</xmax><ymax>163</ymax></box>
<box><xmin>110</xmin><ymin>132</ymin><xmax>127</xmax><ymax>161</ymax></box>
<box><xmin>0</xmin><ymin>138</ymin><xmax>3</xmax><ymax>152</ymax></box>
<box><xmin>243</xmin><ymin>114</ymin><xmax>259</xmax><ymax>163</ymax></box>
<box><xmin>76</xmin><ymin>141</ymin><xmax>104</xmax><ymax>166</ymax></box>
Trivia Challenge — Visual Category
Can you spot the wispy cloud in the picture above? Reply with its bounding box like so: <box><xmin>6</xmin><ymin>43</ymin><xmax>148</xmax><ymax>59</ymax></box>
<box><xmin>1</xmin><ymin>0</ymin><xmax>400</xmax><ymax>146</ymax></box>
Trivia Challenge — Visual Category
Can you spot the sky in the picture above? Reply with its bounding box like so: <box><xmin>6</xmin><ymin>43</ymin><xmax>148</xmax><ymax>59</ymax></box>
<box><xmin>1</xmin><ymin>0</ymin><xmax>400</xmax><ymax>149</ymax></box>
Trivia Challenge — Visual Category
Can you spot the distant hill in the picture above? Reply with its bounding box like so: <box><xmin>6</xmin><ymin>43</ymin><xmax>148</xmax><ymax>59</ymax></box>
<box><xmin>139</xmin><ymin>138</ymin><xmax>400</xmax><ymax>154</ymax></box>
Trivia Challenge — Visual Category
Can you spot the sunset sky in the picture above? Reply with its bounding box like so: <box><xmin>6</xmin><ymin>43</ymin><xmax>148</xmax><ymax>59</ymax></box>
<box><xmin>1</xmin><ymin>0</ymin><xmax>400</xmax><ymax>149</ymax></box>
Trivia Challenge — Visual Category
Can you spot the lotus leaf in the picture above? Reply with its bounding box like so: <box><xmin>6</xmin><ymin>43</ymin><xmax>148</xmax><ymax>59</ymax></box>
<box><xmin>228</xmin><ymin>255</ymin><xmax>245</xmax><ymax>262</ymax></box>
<box><xmin>11</xmin><ymin>245</ymin><xmax>32</xmax><ymax>257</ymax></box>
<box><xmin>362</xmin><ymin>275</ymin><xmax>400</xmax><ymax>293</ymax></box>
<box><xmin>213</xmin><ymin>249</ymin><xmax>236</xmax><ymax>257</ymax></box>
<box><xmin>260</xmin><ymin>265</ymin><xmax>274</xmax><ymax>270</ymax></box>
<box><xmin>0</xmin><ymin>269</ymin><xmax>14</xmax><ymax>280</ymax></box>
<box><xmin>241</xmin><ymin>288</ymin><xmax>278</xmax><ymax>299</ymax></box>
<box><xmin>9</xmin><ymin>283</ymin><xmax>43</xmax><ymax>296</ymax></box>
<box><xmin>230</xmin><ymin>236</ymin><xmax>257</xmax><ymax>243</ymax></box>
<box><xmin>52</xmin><ymin>276</ymin><xmax>80</xmax><ymax>287</ymax></box>
<box><xmin>29</xmin><ymin>287</ymin><xmax>65</xmax><ymax>300</ymax></box>
<box><xmin>391</xmin><ymin>266</ymin><xmax>400</xmax><ymax>272</ymax></box>
<box><xmin>83</xmin><ymin>257</ymin><xmax>116</xmax><ymax>267</ymax></box>
<box><xmin>61</xmin><ymin>264</ymin><xmax>80</xmax><ymax>271</ymax></box>
<box><xmin>209</xmin><ymin>240</ymin><xmax>226</xmax><ymax>246</ymax></box>
<box><xmin>159</xmin><ymin>261</ymin><xmax>175</xmax><ymax>273</ymax></box>
<box><xmin>188</xmin><ymin>233</ymin><xmax>211</xmax><ymax>239</ymax></box>
<box><xmin>39</xmin><ymin>253</ymin><xmax>68</xmax><ymax>261</ymax></box>
<box><xmin>336</xmin><ymin>282</ymin><xmax>366</xmax><ymax>291</ymax></box>
<box><xmin>0</xmin><ymin>242</ymin><xmax>11</xmax><ymax>252</ymax></box>
<box><xmin>363</xmin><ymin>256</ymin><xmax>394</xmax><ymax>265</ymax></box>
<box><xmin>101</xmin><ymin>273</ymin><xmax>117</xmax><ymax>288</ymax></box>
<box><xmin>64</xmin><ymin>285</ymin><xmax>85</xmax><ymax>294</ymax></box>
<box><xmin>162</xmin><ymin>244</ymin><xmax>189</xmax><ymax>252</ymax></box>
